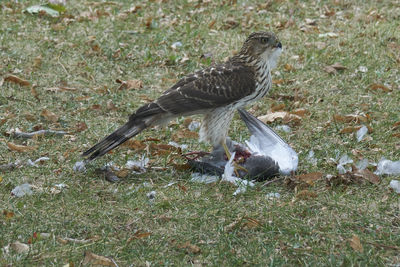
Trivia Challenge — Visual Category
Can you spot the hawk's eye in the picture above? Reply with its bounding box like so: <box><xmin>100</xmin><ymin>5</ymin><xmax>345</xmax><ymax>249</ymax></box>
<box><xmin>260</xmin><ymin>37</ymin><xmax>269</xmax><ymax>44</ymax></box>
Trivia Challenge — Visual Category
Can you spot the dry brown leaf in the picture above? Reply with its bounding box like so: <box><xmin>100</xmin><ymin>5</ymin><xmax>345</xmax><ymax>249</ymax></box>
<box><xmin>172</xmin><ymin>129</ymin><xmax>199</xmax><ymax>140</ymax></box>
<box><xmin>353</xmin><ymin>169</ymin><xmax>380</xmax><ymax>184</ymax></box>
<box><xmin>284</xmin><ymin>63</ymin><xmax>294</xmax><ymax>72</ymax></box>
<box><xmin>295</xmin><ymin>172</ymin><xmax>323</xmax><ymax>185</ymax></box>
<box><xmin>323</xmin><ymin>63</ymin><xmax>346</xmax><ymax>74</ymax></box>
<box><xmin>393</xmin><ymin>121</ymin><xmax>400</xmax><ymax>130</ymax></box>
<box><xmin>75</xmin><ymin>122</ymin><xmax>88</xmax><ymax>132</ymax></box>
<box><xmin>349</xmin><ymin>235</ymin><xmax>363</xmax><ymax>253</ymax></box>
<box><xmin>296</xmin><ymin>190</ymin><xmax>318</xmax><ymax>200</ymax></box>
<box><xmin>4</xmin><ymin>75</ymin><xmax>30</xmax><ymax>87</ymax></box>
<box><xmin>40</xmin><ymin>109</ymin><xmax>59</xmax><ymax>122</ymax></box>
<box><xmin>7</xmin><ymin>142</ymin><xmax>36</xmax><ymax>152</ymax></box>
<box><xmin>3</xmin><ymin>210</ymin><xmax>15</xmax><ymax>219</ymax></box>
<box><xmin>82</xmin><ymin>251</ymin><xmax>116</xmax><ymax>266</ymax></box>
<box><xmin>121</xmin><ymin>139</ymin><xmax>146</xmax><ymax>151</ymax></box>
<box><xmin>258</xmin><ymin>112</ymin><xmax>302</xmax><ymax>124</ymax></box>
<box><xmin>323</xmin><ymin>65</ymin><xmax>337</xmax><ymax>74</ymax></box>
<box><xmin>333</xmin><ymin>114</ymin><xmax>368</xmax><ymax>123</ymax></box>
<box><xmin>11</xmin><ymin>241</ymin><xmax>30</xmax><ymax>253</ymax></box>
<box><xmin>340</xmin><ymin>126</ymin><xmax>362</xmax><ymax>134</ymax></box>
<box><xmin>272</xmin><ymin>79</ymin><xmax>285</xmax><ymax>85</ymax></box>
<box><xmin>270</xmin><ymin>103</ymin><xmax>286</xmax><ymax>112</ymax></box>
<box><xmin>91</xmin><ymin>104</ymin><xmax>102</xmax><ymax>110</ymax></box>
<box><xmin>116</xmin><ymin>78</ymin><xmax>143</xmax><ymax>90</ymax></box>
<box><xmin>178</xmin><ymin>241</ymin><xmax>201</xmax><ymax>254</ymax></box>
<box><xmin>115</xmin><ymin>168</ymin><xmax>130</xmax><ymax>178</ymax></box>
<box><xmin>133</xmin><ymin>230</ymin><xmax>152</xmax><ymax>239</ymax></box>
<box><xmin>149</xmin><ymin>143</ymin><xmax>180</xmax><ymax>156</ymax></box>
<box><xmin>331</xmin><ymin>62</ymin><xmax>347</xmax><ymax>70</ymax></box>
<box><xmin>370</xmin><ymin>83</ymin><xmax>392</xmax><ymax>92</ymax></box>
<box><xmin>291</xmin><ymin>108</ymin><xmax>310</xmax><ymax>117</ymax></box>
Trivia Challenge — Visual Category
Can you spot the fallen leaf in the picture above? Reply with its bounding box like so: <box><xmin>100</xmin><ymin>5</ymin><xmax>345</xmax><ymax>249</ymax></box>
<box><xmin>40</xmin><ymin>109</ymin><xmax>59</xmax><ymax>122</ymax></box>
<box><xmin>115</xmin><ymin>168</ymin><xmax>130</xmax><ymax>178</ymax></box>
<box><xmin>91</xmin><ymin>104</ymin><xmax>102</xmax><ymax>110</ymax></box>
<box><xmin>121</xmin><ymin>139</ymin><xmax>146</xmax><ymax>151</ymax></box>
<box><xmin>172</xmin><ymin>129</ymin><xmax>199</xmax><ymax>140</ymax></box>
<box><xmin>272</xmin><ymin>79</ymin><xmax>285</xmax><ymax>85</ymax></box>
<box><xmin>270</xmin><ymin>103</ymin><xmax>286</xmax><ymax>112</ymax></box>
<box><xmin>295</xmin><ymin>172</ymin><xmax>323</xmax><ymax>185</ymax></box>
<box><xmin>333</xmin><ymin>114</ymin><xmax>368</xmax><ymax>123</ymax></box>
<box><xmin>393</xmin><ymin>121</ymin><xmax>400</xmax><ymax>130</ymax></box>
<box><xmin>149</xmin><ymin>143</ymin><xmax>180</xmax><ymax>156</ymax></box>
<box><xmin>178</xmin><ymin>241</ymin><xmax>201</xmax><ymax>254</ymax></box>
<box><xmin>284</xmin><ymin>63</ymin><xmax>294</xmax><ymax>72</ymax></box>
<box><xmin>3</xmin><ymin>210</ymin><xmax>14</xmax><ymax>219</ymax></box>
<box><xmin>10</xmin><ymin>241</ymin><xmax>30</xmax><ymax>253</ymax></box>
<box><xmin>340</xmin><ymin>126</ymin><xmax>362</xmax><ymax>134</ymax></box>
<box><xmin>7</xmin><ymin>142</ymin><xmax>36</xmax><ymax>152</ymax></box>
<box><xmin>75</xmin><ymin>122</ymin><xmax>88</xmax><ymax>132</ymax></box>
<box><xmin>349</xmin><ymin>235</ymin><xmax>363</xmax><ymax>252</ymax></box>
<box><xmin>353</xmin><ymin>169</ymin><xmax>380</xmax><ymax>184</ymax></box>
<box><xmin>323</xmin><ymin>63</ymin><xmax>346</xmax><ymax>74</ymax></box>
<box><xmin>133</xmin><ymin>230</ymin><xmax>152</xmax><ymax>239</ymax></box>
<box><xmin>82</xmin><ymin>251</ymin><xmax>116</xmax><ymax>266</ymax></box>
<box><xmin>116</xmin><ymin>79</ymin><xmax>143</xmax><ymax>90</ymax></box>
<box><xmin>370</xmin><ymin>83</ymin><xmax>392</xmax><ymax>92</ymax></box>
<box><xmin>258</xmin><ymin>112</ymin><xmax>302</xmax><ymax>125</ymax></box>
<box><xmin>330</xmin><ymin>62</ymin><xmax>347</xmax><ymax>70</ymax></box>
<box><xmin>291</xmin><ymin>108</ymin><xmax>310</xmax><ymax>117</ymax></box>
<box><xmin>323</xmin><ymin>65</ymin><xmax>337</xmax><ymax>74</ymax></box>
<box><xmin>4</xmin><ymin>75</ymin><xmax>30</xmax><ymax>87</ymax></box>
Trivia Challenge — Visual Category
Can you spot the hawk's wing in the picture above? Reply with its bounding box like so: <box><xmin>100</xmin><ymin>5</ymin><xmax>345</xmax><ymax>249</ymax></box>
<box><xmin>155</xmin><ymin>63</ymin><xmax>256</xmax><ymax>114</ymax></box>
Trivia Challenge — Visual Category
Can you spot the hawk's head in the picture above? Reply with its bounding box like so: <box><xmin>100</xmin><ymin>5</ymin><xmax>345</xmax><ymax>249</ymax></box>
<box><xmin>240</xmin><ymin>32</ymin><xmax>282</xmax><ymax>69</ymax></box>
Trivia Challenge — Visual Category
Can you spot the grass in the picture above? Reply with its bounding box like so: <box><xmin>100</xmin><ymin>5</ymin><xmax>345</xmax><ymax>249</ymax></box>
<box><xmin>1</xmin><ymin>0</ymin><xmax>399</xmax><ymax>265</ymax></box>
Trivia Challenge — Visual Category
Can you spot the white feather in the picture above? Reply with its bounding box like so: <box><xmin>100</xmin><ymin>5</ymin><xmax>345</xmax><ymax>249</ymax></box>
<box><xmin>239</xmin><ymin>109</ymin><xmax>298</xmax><ymax>175</ymax></box>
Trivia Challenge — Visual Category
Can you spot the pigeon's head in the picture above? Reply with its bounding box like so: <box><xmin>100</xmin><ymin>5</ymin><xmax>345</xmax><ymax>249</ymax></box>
<box><xmin>240</xmin><ymin>31</ymin><xmax>282</xmax><ymax>68</ymax></box>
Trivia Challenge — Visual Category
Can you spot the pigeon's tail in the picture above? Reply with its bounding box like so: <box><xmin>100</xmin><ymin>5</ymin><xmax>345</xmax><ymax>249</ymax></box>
<box><xmin>82</xmin><ymin>120</ymin><xmax>147</xmax><ymax>161</ymax></box>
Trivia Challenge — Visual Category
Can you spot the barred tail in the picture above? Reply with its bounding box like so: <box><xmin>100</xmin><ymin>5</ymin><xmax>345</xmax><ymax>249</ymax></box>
<box><xmin>82</xmin><ymin>120</ymin><xmax>147</xmax><ymax>161</ymax></box>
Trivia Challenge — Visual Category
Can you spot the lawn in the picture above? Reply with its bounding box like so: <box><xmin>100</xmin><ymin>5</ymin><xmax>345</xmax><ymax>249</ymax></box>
<box><xmin>1</xmin><ymin>0</ymin><xmax>399</xmax><ymax>265</ymax></box>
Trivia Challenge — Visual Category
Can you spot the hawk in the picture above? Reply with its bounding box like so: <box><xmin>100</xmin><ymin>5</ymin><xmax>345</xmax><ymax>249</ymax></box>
<box><xmin>83</xmin><ymin>32</ymin><xmax>282</xmax><ymax>161</ymax></box>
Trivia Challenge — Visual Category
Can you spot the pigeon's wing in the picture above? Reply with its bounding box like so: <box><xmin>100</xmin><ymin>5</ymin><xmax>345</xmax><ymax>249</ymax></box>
<box><xmin>238</xmin><ymin>109</ymin><xmax>298</xmax><ymax>175</ymax></box>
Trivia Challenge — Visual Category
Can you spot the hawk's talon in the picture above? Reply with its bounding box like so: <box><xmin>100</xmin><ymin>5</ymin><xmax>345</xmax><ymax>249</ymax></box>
<box><xmin>222</xmin><ymin>141</ymin><xmax>248</xmax><ymax>176</ymax></box>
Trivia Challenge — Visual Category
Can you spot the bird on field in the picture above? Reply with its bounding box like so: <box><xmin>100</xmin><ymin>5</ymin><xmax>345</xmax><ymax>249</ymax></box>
<box><xmin>82</xmin><ymin>32</ymin><xmax>282</xmax><ymax>161</ymax></box>
<box><xmin>188</xmin><ymin>109</ymin><xmax>298</xmax><ymax>181</ymax></box>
